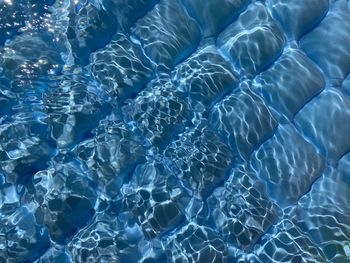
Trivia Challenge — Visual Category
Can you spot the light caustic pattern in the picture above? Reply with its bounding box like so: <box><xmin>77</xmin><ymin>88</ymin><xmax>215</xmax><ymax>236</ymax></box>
<box><xmin>0</xmin><ymin>0</ymin><xmax>350</xmax><ymax>262</ymax></box>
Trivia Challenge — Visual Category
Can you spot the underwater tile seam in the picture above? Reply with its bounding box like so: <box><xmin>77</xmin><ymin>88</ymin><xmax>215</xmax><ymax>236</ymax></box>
<box><xmin>0</xmin><ymin>0</ymin><xmax>350</xmax><ymax>262</ymax></box>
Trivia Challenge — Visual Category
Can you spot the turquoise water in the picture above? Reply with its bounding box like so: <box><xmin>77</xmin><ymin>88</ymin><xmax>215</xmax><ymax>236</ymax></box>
<box><xmin>1</xmin><ymin>0</ymin><xmax>350</xmax><ymax>262</ymax></box>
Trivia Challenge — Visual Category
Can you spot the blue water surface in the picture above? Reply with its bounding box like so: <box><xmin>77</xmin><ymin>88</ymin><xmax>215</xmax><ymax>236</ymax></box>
<box><xmin>1</xmin><ymin>0</ymin><xmax>350</xmax><ymax>262</ymax></box>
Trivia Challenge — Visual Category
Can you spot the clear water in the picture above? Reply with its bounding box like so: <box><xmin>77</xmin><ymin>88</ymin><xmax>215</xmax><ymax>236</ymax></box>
<box><xmin>0</xmin><ymin>0</ymin><xmax>350</xmax><ymax>262</ymax></box>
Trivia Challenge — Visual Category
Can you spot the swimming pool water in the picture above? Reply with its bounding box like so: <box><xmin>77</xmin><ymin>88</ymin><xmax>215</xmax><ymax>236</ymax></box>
<box><xmin>1</xmin><ymin>0</ymin><xmax>350</xmax><ymax>262</ymax></box>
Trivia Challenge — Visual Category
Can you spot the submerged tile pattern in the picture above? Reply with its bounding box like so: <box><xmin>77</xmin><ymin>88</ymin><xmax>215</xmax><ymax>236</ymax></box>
<box><xmin>0</xmin><ymin>0</ymin><xmax>350</xmax><ymax>262</ymax></box>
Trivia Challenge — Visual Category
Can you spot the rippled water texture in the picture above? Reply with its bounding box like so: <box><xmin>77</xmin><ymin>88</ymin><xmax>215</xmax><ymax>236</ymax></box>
<box><xmin>1</xmin><ymin>0</ymin><xmax>350</xmax><ymax>262</ymax></box>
